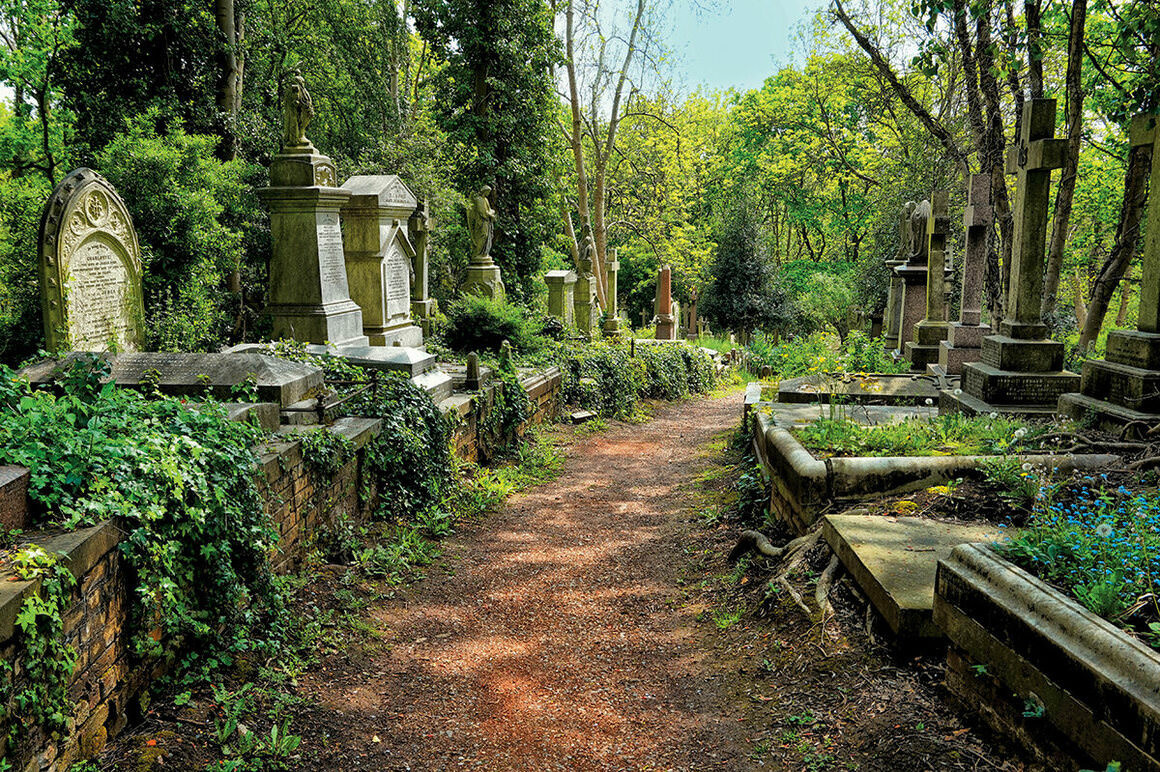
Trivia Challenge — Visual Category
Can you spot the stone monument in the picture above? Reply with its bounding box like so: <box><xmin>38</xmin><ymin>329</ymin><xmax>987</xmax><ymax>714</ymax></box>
<box><xmin>409</xmin><ymin>198</ymin><xmax>437</xmax><ymax>336</ymax></box>
<box><xmin>258</xmin><ymin>70</ymin><xmax>367</xmax><ymax>346</ymax></box>
<box><xmin>463</xmin><ymin>185</ymin><xmax>504</xmax><ymax>299</ymax></box>
<box><xmin>573</xmin><ymin>231</ymin><xmax>599</xmax><ymax>336</ymax></box>
<box><xmin>942</xmin><ymin>98</ymin><xmax>1079</xmax><ymax>416</ymax></box>
<box><xmin>603</xmin><ymin>248</ymin><xmax>622</xmax><ymax>335</ymax></box>
<box><xmin>934</xmin><ymin>174</ymin><xmax>993</xmax><ymax>376</ymax></box>
<box><xmin>905</xmin><ymin>191</ymin><xmax>951</xmax><ymax>370</ymax></box>
<box><xmin>1059</xmin><ymin>113</ymin><xmax>1160</xmax><ymax>426</ymax></box>
<box><xmin>37</xmin><ymin>168</ymin><xmax>146</xmax><ymax>352</ymax></box>
<box><xmin>340</xmin><ymin>175</ymin><xmax>424</xmax><ymax>347</ymax></box>
<box><xmin>545</xmin><ymin>270</ymin><xmax>577</xmax><ymax>325</ymax></box>
<box><xmin>685</xmin><ymin>289</ymin><xmax>699</xmax><ymax>341</ymax></box>
<box><xmin>892</xmin><ymin>199</ymin><xmax>931</xmax><ymax>354</ymax></box>
<box><xmin>655</xmin><ymin>265</ymin><xmax>677</xmax><ymax>340</ymax></box>
<box><xmin>883</xmin><ymin>202</ymin><xmax>914</xmax><ymax>347</ymax></box>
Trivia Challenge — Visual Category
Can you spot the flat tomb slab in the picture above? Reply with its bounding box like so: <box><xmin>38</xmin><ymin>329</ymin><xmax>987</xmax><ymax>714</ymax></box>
<box><xmin>19</xmin><ymin>352</ymin><xmax>323</xmax><ymax>408</ymax></box>
<box><xmin>777</xmin><ymin>374</ymin><xmax>946</xmax><ymax>405</ymax></box>
<box><xmin>822</xmin><ymin>515</ymin><xmax>1001</xmax><ymax>639</ymax></box>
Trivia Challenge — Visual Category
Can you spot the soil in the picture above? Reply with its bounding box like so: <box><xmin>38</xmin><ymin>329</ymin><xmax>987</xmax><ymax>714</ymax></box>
<box><xmin>101</xmin><ymin>390</ymin><xmax>1025</xmax><ymax>771</ymax></box>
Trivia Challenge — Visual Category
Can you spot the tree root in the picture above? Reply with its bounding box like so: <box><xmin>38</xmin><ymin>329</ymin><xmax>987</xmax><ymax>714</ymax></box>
<box><xmin>729</xmin><ymin>529</ymin><xmax>819</xmax><ymax>564</ymax></box>
<box><xmin>814</xmin><ymin>554</ymin><xmax>842</xmax><ymax>620</ymax></box>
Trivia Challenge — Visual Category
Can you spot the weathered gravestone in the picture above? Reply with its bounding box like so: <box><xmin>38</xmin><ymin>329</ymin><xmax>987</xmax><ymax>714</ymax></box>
<box><xmin>685</xmin><ymin>289</ymin><xmax>699</xmax><ymax>341</ymax></box>
<box><xmin>37</xmin><ymin>168</ymin><xmax>146</xmax><ymax>352</ymax></box>
<box><xmin>545</xmin><ymin>270</ymin><xmax>577</xmax><ymax>326</ymax></box>
<box><xmin>892</xmin><ymin>200</ymin><xmax>931</xmax><ymax>354</ymax></box>
<box><xmin>340</xmin><ymin>175</ymin><xmax>424</xmax><ymax>348</ymax></box>
<box><xmin>409</xmin><ymin>198</ymin><xmax>437</xmax><ymax>336</ymax></box>
<box><xmin>258</xmin><ymin>71</ymin><xmax>367</xmax><ymax>347</ymax></box>
<box><xmin>19</xmin><ymin>352</ymin><xmax>322</xmax><ymax>408</ymax></box>
<box><xmin>942</xmin><ymin>98</ymin><xmax>1079</xmax><ymax>416</ymax></box>
<box><xmin>934</xmin><ymin>173</ymin><xmax>994</xmax><ymax>376</ymax></box>
<box><xmin>573</xmin><ymin>230</ymin><xmax>599</xmax><ymax>336</ymax></box>
<box><xmin>905</xmin><ymin>191</ymin><xmax>951</xmax><ymax>370</ymax></box>
<box><xmin>655</xmin><ymin>265</ymin><xmax>677</xmax><ymax>340</ymax></box>
<box><xmin>603</xmin><ymin>249</ymin><xmax>623</xmax><ymax>336</ymax></box>
<box><xmin>462</xmin><ymin>185</ymin><xmax>505</xmax><ymax>299</ymax></box>
<box><xmin>1059</xmin><ymin>113</ymin><xmax>1160</xmax><ymax>426</ymax></box>
<box><xmin>883</xmin><ymin>202</ymin><xmax>915</xmax><ymax>348</ymax></box>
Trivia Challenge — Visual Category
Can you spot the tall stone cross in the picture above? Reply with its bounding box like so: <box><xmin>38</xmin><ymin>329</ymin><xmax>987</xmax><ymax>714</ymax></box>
<box><xmin>1132</xmin><ymin>113</ymin><xmax>1160</xmax><ymax>333</ymax></box>
<box><xmin>924</xmin><ymin>190</ymin><xmax>950</xmax><ymax>323</ymax></box>
<box><xmin>960</xmin><ymin>173</ymin><xmax>994</xmax><ymax>326</ymax></box>
<box><xmin>1003</xmin><ymin>98</ymin><xmax>1068</xmax><ymax>339</ymax></box>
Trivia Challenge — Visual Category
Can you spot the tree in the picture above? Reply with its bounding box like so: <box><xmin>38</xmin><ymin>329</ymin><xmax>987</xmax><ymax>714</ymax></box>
<box><xmin>700</xmin><ymin>202</ymin><xmax>781</xmax><ymax>341</ymax></box>
<box><xmin>413</xmin><ymin>0</ymin><xmax>560</xmax><ymax>301</ymax></box>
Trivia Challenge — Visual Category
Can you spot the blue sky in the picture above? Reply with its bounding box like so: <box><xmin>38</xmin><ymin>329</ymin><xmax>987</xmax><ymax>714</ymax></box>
<box><xmin>666</xmin><ymin>0</ymin><xmax>825</xmax><ymax>94</ymax></box>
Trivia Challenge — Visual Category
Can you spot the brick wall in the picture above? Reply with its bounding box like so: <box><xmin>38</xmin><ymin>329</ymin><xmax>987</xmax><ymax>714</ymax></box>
<box><xmin>0</xmin><ymin>466</ymin><xmax>29</xmax><ymax>531</ymax></box>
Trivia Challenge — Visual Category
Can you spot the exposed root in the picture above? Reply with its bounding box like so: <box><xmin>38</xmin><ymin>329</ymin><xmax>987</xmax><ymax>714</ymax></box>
<box><xmin>814</xmin><ymin>554</ymin><xmax>842</xmax><ymax>620</ymax></box>
<box><xmin>772</xmin><ymin>531</ymin><xmax>822</xmax><ymax>584</ymax></box>
<box><xmin>729</xmin><ymin>528</ymin><xmax>819</xmax><ymax>564</ymax></box>
<box><xmin>778</xmin><ymin>577</ymin><xmax>812</xmax><ymax>618</ymax></box>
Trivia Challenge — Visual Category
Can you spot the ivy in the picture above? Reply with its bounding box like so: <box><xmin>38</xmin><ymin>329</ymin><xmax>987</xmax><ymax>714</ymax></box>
<box><xmin>478</xmin><ymin>345</ymin><xmax>532</xmax><ymax>459</ymax></box>
<box><xmin>300</xmin><ymin>427</ymin><xmax>355</xmax><ymax>479</ymax></box>
<box><xmin>3</xmin><ymin>546</ymin><xmax>77</xmax><ymax>745</ymax></box>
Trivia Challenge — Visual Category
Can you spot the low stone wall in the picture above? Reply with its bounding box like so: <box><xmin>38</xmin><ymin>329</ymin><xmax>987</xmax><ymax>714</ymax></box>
<box><xmin>0</xmin><ymin>466</ymin><xmax>29</xmax><ymax>530</ymax></box>
<box><xmin>935</xmin><ymin>544</ymin><xmax>1160</xmax><ymax>771</ymax></box>
<box><xmin>448</xmin><ymin>366</ymin><xmax>562</xmax><ymax>463</ymax></box>
<box><xmin>749</xmin><ymin>409</ymin><xmax>1119</xmax><ymax>532</ymax></box>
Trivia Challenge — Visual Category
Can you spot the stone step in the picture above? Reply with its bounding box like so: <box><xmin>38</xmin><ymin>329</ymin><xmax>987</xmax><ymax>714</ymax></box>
<box><xmin>1057</xmin><ymin>392</ymin><xmax>1158</xmax><ymax>429</ymax></box>
<box><xmin>822</xmin><ymin>514</ymin><xmax>1002</xmax><ymax>639</ymax></box>
<box><xmin>961</xmin><ymin>362</ymin><xmax>1079</xmax><ymax>407</ymax></box>
<box><xmin>938</xmin><ymin>387</ymin><xmax>1061</xmax><ymax>418</ymax></box>
<box><xmin>1080</xmin><ymin>358</ymin><xmax>1160</xmax><ymax>412</ymax></box>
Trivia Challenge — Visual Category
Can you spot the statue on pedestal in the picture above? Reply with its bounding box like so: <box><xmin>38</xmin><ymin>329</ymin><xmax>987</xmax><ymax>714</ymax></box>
<box><xmin>281</xmin><ymin>70</ymin><xmax>315</xmax><ymax>151</ymax></box>
<box><xmin>467</xmin><ymin>185</ymin><xmax>496</xmax><ymax>262</ymax></box>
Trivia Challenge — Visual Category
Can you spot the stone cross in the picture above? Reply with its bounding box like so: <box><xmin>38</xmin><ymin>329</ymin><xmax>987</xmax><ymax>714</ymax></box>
<box><xmin>409</xmin><ymin>198</ymin><xmax>431</xmax><ymax>303</ymax></box>
<box><xmin>960</xmin><ymin>174</ymin><xmax>994</xmax><ymax>326</ymax></box>
<box><xmin>603</xmin><ymin>249</ymin><xmax>622</xmax><ymax>335</ymax></box>
<box><xmin>1131</xmin><ymin>113</ymin><xmax>1160</xmax><ymax>333</ymax></box>
<box><xmin>924</xmin><ymin>190</ymin><xmax>950</xmax><ymax>323</ymax></box>
<box><xmin>1003</xmin><ymin>98</ymin><xmax>1068</xmax><ymax>338</ymax></box>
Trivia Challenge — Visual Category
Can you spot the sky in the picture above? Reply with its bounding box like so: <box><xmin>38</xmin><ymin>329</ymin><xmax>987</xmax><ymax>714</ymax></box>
<box><xmin>666</xmin><ymin>0</ymin><xmax>825</xmax><ymax>95</ymax></box>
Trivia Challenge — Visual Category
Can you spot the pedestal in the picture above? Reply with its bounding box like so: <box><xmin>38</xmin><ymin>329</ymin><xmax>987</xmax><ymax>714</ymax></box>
<box><xmin>1059</xmin><ymin>330</ymin><xmax>1160</xmax><ymax>428</ymax></box>
<box><xmin>894</xmin><ymin>265</ymin><xmax>927</xmax><ymax>353</ymax></box>
<box><xmin>655</xmin><ymin>314</ymin><xmax>677</xmax><ymax>340</ymax></box>
<box><xmin>933</xmin><ymin>322</ymin><xmax>990</xmax><ymax>376</ymax></box>
<box><xmin>463</xmin><ymin>262</ymin><xmax>505</xmax><ymax>300</ymax></box>
<box><xmin>411</xmin><ymin>298</ymin><xmax>437</xmax><ymax>339</ymax></box>
<box><xmin>883</xmin><ymin>258</ymin><xmax>905</xmax><ymax>345</ymax></box>
<box><xmin>574</xmin><ymin>272</ymin><xmax>598</xmax><ymax>336</ymax></box>
<box><xmin>259</xmin><ymin>176</ymin><xmax>368</xmax><ymax>347</ymax></box>
<box><xmin>905</xmin><ymin>320</ymin><xmax>949</xmax><ymax>371</ymax></box>
<box><xmin>940</xmin><ymin>334</ymin><xmax>1079</xmax><ymax>418</ymax></box>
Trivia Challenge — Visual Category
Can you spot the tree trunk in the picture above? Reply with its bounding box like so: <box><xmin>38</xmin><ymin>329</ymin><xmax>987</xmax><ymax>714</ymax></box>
<box><xmin>1079</xmin><ymin>143</ymin><xmax>1153</xmax><ymax>350</ymax></box>
<box><xmin>1042</xmin><ymin>0</ymin><xmax>1087</xmax><ymax>321</ymax></box>
<box><xmin>1073</xmin><ymin>266</ymin><xmax>1087</xmax><ymax>328</ymax></box>
<box><xmin>215</xmin><ymin>0</ymin><xmax>240</xmax><ymax>160</ymax></box>
<box><xmin>1024</xmin><ymin>1</ymin><xmax>1044</xmax><ymax>98</ymax></box>
<box><xmin>1116</xmin><ymin>276</ymin><xmax>1133</xmax><ymax>327</ymax></box>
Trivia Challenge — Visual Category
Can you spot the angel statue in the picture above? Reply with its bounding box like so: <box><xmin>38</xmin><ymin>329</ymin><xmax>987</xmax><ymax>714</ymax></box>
<box><xmin>467</xmin><ymin>185</ymin><xmax>496</xmax><ymax>261</ymax></box>
<box><xmin>282</xmin><ymin>70</ymin><xmax>315</xmax><ymax>149</ymax></box>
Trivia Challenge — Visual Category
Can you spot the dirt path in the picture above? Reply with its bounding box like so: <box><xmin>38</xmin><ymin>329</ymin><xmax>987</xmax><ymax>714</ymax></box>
<box><xmin>295</xmin><ymin>392</ymin><xmax>751</xmax><ymax>770</ymax></box>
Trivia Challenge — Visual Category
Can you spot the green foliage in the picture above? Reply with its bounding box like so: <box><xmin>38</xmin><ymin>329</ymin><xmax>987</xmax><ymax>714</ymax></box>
<box><xmin>796</xmin><ymin>413</ymin><xmax>1040</xmax><ymax>458</ymax></box>
<box><xmin>442</xmin><ymin>295</ymin><xmax>546</xmax><ymax>354</ymax></box>
<box><xmin>478</xmin><ymin>350</ymin><xmax>532</xmax><ymax>459</ymax></box>
<box><xmin>0</xmin><ymin>355</ymin><xmax>283</xmax><ymax>670</ymax></box>
<box><xmin>0</xmin><ymin>175</ymin><xmax>52</xmax><ymax>361</ymax></box>
<box><xmin>978</xmin><ymin>458</ymin><xmax>1048</xmax><ymax>512</ymax></box>
<box><xmin>97</xmin><ymin>116</ymin><xmax>267</xmax><ymax>351</ymax></box>
<box><xmin>745</xmin><ymin>331</ymin><xmax>907</xmax><ymax>379</ymax></box>
<box><xmin>700</xmin><ymin>201</ymin><xmax>782</xmax><ymax>337</ymax></box>
<box><xmin>300</xmin><ymin>428</ymin><xmax>355</xmax><ymax>479</ymax></box>
<box><xmin>208</xmin><ymin>682</ymin><xmax>302</xmax><ymax>771</ymax></box>
<box><xmin>999</xmin><ymin>481</ymin><xmax>1160</xmax><ymax>645</ymax></box>
<box><xmin>3</xmin><ymin>545</ymin><xmax>77</xmax><ymax>744</ymax></box>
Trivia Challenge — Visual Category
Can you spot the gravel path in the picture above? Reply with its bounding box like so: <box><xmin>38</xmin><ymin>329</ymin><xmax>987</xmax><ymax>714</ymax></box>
<box><xmin>296</xmin><ymin>392</ymin><xmax>749</xmax><ymax>770</ymax></box>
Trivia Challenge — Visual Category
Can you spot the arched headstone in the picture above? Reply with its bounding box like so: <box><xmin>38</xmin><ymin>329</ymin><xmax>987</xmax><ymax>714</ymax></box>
<box><xmin>38</xmin><ymin>168</ymin><xmax>145</xmax><ymax>352</ymax></box>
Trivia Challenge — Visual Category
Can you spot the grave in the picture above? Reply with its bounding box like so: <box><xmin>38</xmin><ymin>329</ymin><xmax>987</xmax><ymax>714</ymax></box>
<box><xmin>603</xmin><ymin>249</ymin><xmax>623</xmax><ymax>335</ymax></box>
<box><xmin>574</xmin><ymin>233</ymin><xmax>599</xmax><ymax>336</ymax></box>
<box><xmin>942</xmin><ymin>99</ymin><xmax>1079</xmax><ymax>417</ymax></box>
<box><xmin>883</xmin><ymin>202</ymin><xmax>914</xmax><ymax>349</ymax></box>
<box><xmin>19</xmin><ymin>352</ymin><xmax>323</xmax><ymax>408</ymax></box>
<box><xmin>462</xmin><ymin>185</ymin><xmax>505</xmax><ymax>299</ymax></box>
<box><xmin>1060</xmin><ymin>113</ymin><xmax>1160</xmax><ymax>427</ymax></box>
<box><xmin>904</xmin><ymin>191</ymin><xmax>951</xmax><ymax>370</ymax></box>
<box><xmin>776</xmin><ymin>373</ymin><xmax>941</xmax><ymax>405</ymax></box>
<box><xmin>545</xmin><ymin>270</ymin><xmax>577</xmax><ymax>325</ymax></box>
<box><xmin>37</xmin><ymin>168</ymin><xmax>146</xmax><ymax>353</ymax></box>
<box><xmin>654</xmin><ymin>265</ymin><xmax>677</xmax><ymax>340</ymax></box>
<box><xmin>684</xmin><ymin>289</ymin><xmax>699</xmax><ymax>341</ymax></box>
<box><xmin>933</xmin><ymin>173</ymin><xmax>993</xmax><ymax>376</ymax></box>
<box><xmin>409</xmin><ymin>198</ymin><xmax>437</xmax><ymax>337</ymax></box>
<box><xmin>258</xmin><ymin>71</ymin><xmax>368</xmax><ymax>347</ymax></box>
<box><xmin>891</xmin><ymin>199</ymin><xmax>931</xmax><ymax>354</ymax></box>
<box><xmin>340</xmin><ymin>174</ymin><xmax>424</xmax><ymax>347</ymax></box>
<box><xmin>822</xmin><ymin>514</ymin><xmax>1000</xmax><ymax>639</ymax></box>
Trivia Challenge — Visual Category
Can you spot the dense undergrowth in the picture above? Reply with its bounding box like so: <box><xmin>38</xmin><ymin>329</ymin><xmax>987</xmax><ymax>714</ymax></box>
<box><xmin>743</xmin><ymin>330</ymin><xmax>907</xmax><ymax>380</ymax></box>
<box><xmin>794</xmin><ymin>412</ymin><xmax>1047</xmax><ymax>458</ymax></box>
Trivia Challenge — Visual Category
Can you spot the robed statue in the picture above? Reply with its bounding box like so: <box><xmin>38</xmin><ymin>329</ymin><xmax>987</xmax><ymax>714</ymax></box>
<box><xmin>467</xmin><ymin>185</ymin><xmax>496</xmax><ymax>260</ymax></box>
<box><xmin>282</xmin><ymin>70</ymin><xmax>315</xmax><ymax>150</ymax></box>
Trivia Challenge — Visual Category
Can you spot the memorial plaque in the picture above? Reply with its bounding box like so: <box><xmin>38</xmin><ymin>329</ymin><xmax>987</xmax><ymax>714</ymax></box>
<box><xmin>38</xmin><ymin>168</ymin><xmax>145</xmax><ymax>352</ymax></box>
<box><xmin>385</xmin><ymin>246</ymin><xmax>411</xmax><ymax>320</ymax></box>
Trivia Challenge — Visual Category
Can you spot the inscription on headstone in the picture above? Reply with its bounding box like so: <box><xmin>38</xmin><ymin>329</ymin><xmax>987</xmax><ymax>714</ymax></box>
<box><xmin>38</xmin><ymin>168</ymin><xmax>145</xmax><ymax>352</ymax></box>
<box><xmin>386</xmin><ymin>248</ymin><xmax>411</xmax><ymax>319</ymax></box>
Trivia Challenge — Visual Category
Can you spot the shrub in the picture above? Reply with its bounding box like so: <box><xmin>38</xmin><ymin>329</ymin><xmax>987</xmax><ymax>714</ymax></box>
<box><xmin>443</xmin><ymin>294</ymin><xmax>545</xmax><ymax>354</ymax></box>
<box><xmin>0</xmin><ymin>176</ymin><xmax>53</xmax><ymax>362</ymax></box>
<box><xmin>745</xmin><ymin>331</ymin><xmax>907</xmax><ymax>379</ymax></box>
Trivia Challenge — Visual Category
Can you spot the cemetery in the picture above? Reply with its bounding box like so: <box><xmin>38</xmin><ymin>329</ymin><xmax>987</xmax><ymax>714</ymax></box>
<box><xmin>0</xmin><ymin>0</ymin><xmax>1158</xmax><ymax>770</ymax></box>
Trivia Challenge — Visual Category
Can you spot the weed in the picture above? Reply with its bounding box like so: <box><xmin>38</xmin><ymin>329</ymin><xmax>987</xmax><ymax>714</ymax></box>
<box><xmin>712</xmin><ymin>606</ymin><xmax>743</xmax><ymax>629</ymax></box>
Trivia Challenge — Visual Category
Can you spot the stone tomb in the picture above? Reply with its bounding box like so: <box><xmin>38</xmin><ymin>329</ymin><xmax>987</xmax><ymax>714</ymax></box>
<box><xmin>1060</xmin><ymin>113</ymin><xmax>1160</xmax><ymax>427</ymax></box>
<box><xmin>258</xmin><ymin>74</ymin><xmax>367</xmax><ymax>347</ymax></box>
<box><xmin>904</xmin><ymin>191</ymin><xmax>951</xmax><ymax>370</ymax></box>
<box><xmin>545</xmin><ymin>270</ymin><xmax>577</xmax><ymax>326</ymax></box>
<box><xmin>934</xmin><ymin>173</ymin><xmax>993</xmax><ymax>376</ymax></box>
<box><xmin>38</xmin><ymin>168</ymin><xmax>146</xmax><ymax>352</ymax></box>
<box><xmin>341</xmin><ymin>175</ymin><xmax>424</xmax><ymax>347</ymax></box>
<box><xmin>942</xmin><ymin>99</ymin><xmax>1079</xmax><ymax>417</ymax></box>
<box><xmin>20</xmin><ymin>352</ymin><xmax>322</xmax><ymax>408</ymax></box>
